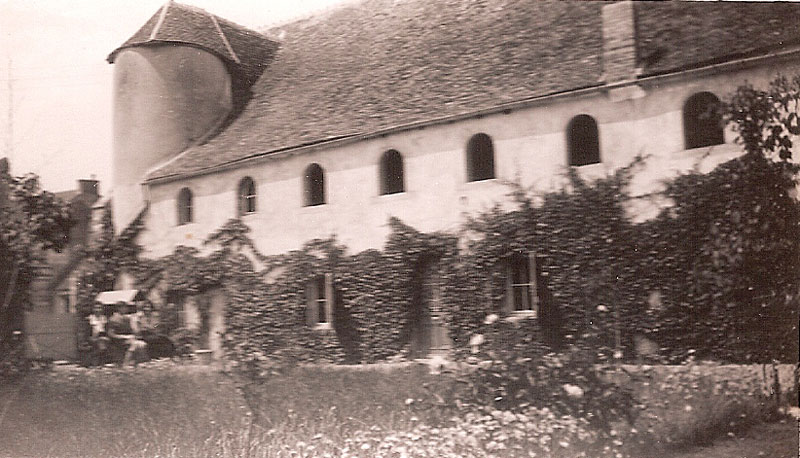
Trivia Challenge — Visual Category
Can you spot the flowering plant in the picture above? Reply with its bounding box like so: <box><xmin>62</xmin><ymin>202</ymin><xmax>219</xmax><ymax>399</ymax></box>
<box><xmin>447</xmin><ymin>315</ymin><xmax>638</xmax><ymax>433</ymax></box>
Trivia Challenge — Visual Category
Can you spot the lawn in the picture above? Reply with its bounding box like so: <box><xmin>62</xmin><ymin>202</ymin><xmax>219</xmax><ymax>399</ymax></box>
<box><xmin>0</xmin><ymin>360</ymin><xmax>796</xmax><ymax>457</ymax></box>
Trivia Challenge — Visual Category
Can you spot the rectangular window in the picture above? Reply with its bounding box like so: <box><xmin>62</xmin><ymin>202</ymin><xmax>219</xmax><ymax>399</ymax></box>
<box><xmin>306</xmin><ymin>273</ymin><xmax>334</xmax><ymax>328</ymax></box>
<box><xmin>505</xmin><ymin>253</ymin><xmax>538</xmax><ymax>315</ymax></box>
<box><xmin>316</xmin><ymin>275</ymin><xmax>327</xmax><ymax>323</ymax></box>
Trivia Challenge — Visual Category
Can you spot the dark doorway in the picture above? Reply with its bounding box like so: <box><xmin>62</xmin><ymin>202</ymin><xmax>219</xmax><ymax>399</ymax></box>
<box><xmin>409</xmin><ymin>258</ymin><xmax>451</xmax><ymax>358</ymax></box>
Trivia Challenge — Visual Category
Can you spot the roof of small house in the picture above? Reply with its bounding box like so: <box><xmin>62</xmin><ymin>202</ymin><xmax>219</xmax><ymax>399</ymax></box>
<box><xmin>130</xmin><ymin>0</ymin><xmax>800</xmax><ymax>182</ymax></box>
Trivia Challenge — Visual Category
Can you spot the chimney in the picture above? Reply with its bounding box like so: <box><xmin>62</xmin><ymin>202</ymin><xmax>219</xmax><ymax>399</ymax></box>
<box><xmin>602</xmin><ymin>1</ymin><xmax>639</xmax><ymax>84</ymax></box>
<box><xmin>78</xmin><ymin>178</ymin><xmax>99</xmax><ymax>203</ymax></box>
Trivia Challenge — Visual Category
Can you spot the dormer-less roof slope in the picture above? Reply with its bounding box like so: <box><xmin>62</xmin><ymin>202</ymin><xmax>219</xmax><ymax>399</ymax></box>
<box><xmin>635</xmin><ymin>2</ymin><xmax>800</xmax><ymax>76</ymax></box>
<box><xmin>144</xmin><ymin>0</ymin><xmax>800</xmax><ymax>182</ymax></box>
<box><xmin>107</xmin><ymin>1</ymin><xmax>278</xmax><ymax>86</ymax></box>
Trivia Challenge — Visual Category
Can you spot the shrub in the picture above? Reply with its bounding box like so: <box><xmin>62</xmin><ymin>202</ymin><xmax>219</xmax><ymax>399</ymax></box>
<box><xmin>438</xmin><ymin>316</ymin><xmax>638</xmax><ymax>434</ymax></box>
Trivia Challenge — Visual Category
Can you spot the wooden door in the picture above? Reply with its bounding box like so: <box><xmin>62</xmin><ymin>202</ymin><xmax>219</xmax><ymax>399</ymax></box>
<box><xmin>410</xmin><ymin>260</ymin><xmax>451</xmax><ymax>358</ymax></box>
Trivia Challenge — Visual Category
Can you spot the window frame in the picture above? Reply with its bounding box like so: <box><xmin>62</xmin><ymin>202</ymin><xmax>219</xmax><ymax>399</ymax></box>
<box><xmin>177</xmin><ymin>187</ymin><xmax>193</xmax><ymax>225</ymax></box>
<box><xmin>567</xmin><ymin>114</ymin><xmax>601</xmax><ymax>167</ymax></box>
<box><xmin>237</xmin><ymin>176</ymin><xmax>257</xmax><ymax>216</ymax></box>
<box><xmin>306</xmin><ymin>273</ymin><xmax>334</xmax><ymax>329</ymax></box>
<box><xmin>379</xmin><ymin>149</ymin><xmax>405</xmax><ymax>195</ymax></box>
<box><xmin>683</xmin><ymin>91</ymin><xmax>724</xmax><ymax>150</ymax></box>
<box><xmin>466</xmin><ymin>133</ymin><xmax>496</xmax><ymax>182</ymax></box>
<box><xmin>304</xmin><ymin>163</ymin><xmax>326</xmax><ymax>206</ymax></box>
<box><xmin>503</xmin><ymin>252</ymin><xmax>539</xmax><ymax>317</ymax></box>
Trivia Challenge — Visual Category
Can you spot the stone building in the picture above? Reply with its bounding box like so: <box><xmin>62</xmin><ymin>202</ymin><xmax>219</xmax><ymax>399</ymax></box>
<box><xmin>108</xmin><ymin>0</ymin><xmax>800</xmax><ymax>357</ymax></box>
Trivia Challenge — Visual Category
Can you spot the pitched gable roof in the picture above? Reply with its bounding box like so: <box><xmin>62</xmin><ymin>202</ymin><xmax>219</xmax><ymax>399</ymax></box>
<box><xmin>141</xmin><ymin>0</ymin><xmax>800</xmax><ymax>182</ymax></box>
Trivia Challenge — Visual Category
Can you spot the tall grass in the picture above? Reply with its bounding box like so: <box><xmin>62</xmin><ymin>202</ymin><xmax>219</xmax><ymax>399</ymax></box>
<box><xmin>0</xmin><ymin>365</ymin><xmax>247</xmax><ymax>458</ymax></box>
<box><xmin>0</xmin><ymin>362</ymin><xmax>442</xmax><ymax>458</ymax></box>
<box><xmin>0</xmin><ymin>361</ymin><xmax>795</xmax><ymax>457</ymax></box>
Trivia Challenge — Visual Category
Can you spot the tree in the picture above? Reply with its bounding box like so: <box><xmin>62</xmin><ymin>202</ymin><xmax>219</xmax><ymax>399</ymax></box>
<box><xmin>723</xmin><ymin>74</ymin><xmax>800</xmax><ymax>160</ymax></box>
<box><xmin>655</xmin><ymin>75</ymin><xmax>800</xmax><ymax>362</ymax></box>
<box><xmin>720</xmin><ymin>75</ymin><xmax>800</xmax><ymax>362</ymax></box>
<box><xmin>0</xmin><ymin>158</ymin><xmax>73</xmax><ymax>348</ymax></box>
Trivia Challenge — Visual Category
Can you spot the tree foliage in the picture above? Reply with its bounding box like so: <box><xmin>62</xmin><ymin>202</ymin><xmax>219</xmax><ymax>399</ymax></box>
<box><xmin>723</xmin><ymin>74</ymin><xmax>800</xmax><ymax>160</ymax></box>
<box><xmin>0</xmin><ymin>161</ymin><xmax>73</xmax><ymax>347</ymax></box>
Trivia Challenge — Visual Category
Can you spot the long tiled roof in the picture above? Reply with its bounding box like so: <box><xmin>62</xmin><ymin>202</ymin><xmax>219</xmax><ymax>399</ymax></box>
<box><xmin>141</xmin><ymin>0</ymin><xmax>800</xmax><ymax>181</ymax></box>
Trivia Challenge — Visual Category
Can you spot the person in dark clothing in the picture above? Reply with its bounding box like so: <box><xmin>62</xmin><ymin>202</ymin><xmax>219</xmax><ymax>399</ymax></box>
<box><xmin>107</xmin><ymin>302</ymin><xmax>147</xmax><ymax>366</ymax></box>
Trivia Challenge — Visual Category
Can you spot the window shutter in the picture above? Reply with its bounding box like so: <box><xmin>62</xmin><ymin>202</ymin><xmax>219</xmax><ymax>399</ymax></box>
<box><xmin>305</xmin><ymin>279</ymin><xmax>318</xmax><ymax>327</ymax></box>
<box><xmin>528</xmin><ymin>252</ymin><xmax>539</xmax><ymax>316</ymax></box>
<box><xmin>324</xmin><ymin>273</ymin><xmax>334</xmax><ymax>325</ymax></box>
<box><xmin>503</xmin><ymin>263</ymin><xmax>513</xmax><ymax>314</ymax></box>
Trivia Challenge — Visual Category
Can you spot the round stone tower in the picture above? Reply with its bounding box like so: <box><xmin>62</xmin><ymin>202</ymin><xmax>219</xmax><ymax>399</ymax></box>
<box><xmin>111</xmin><ymin>46</ymin><xmax>232</xmax><ymax>232</ymax></box>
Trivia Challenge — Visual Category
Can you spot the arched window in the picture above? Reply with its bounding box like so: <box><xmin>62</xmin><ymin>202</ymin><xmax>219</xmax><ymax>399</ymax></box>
<box><xmin>683</xmin><ymin>92</ymin><xmax>724</xmax><ymax>149</ymax></box>
<box><xmin>466</xmin><ymin>133</ymin><xmax>495</xmax><ymax>181</ymax></box>
<box><xmin>237</xmin><ymin>176</ymin><xmax>256</xmax><ymax>215</ymax></box>
<box><xmin>177</xmin><ymin>187</ymin><xmax>193</xmax><ymax>225</ymax></box>
<box><xmin>304</xmin><ymin>163</ymin><xmax>325</xmax><ymax>206</ymax></box>
<box><xmin>567</xmin><ymin>115</ymin><xmax>600</xmax><ymax>166</ymax></box>
<box><xmin>380</xmin><ymin>149</ymin><xmax>405</xmax><ymax>195</ymax></box>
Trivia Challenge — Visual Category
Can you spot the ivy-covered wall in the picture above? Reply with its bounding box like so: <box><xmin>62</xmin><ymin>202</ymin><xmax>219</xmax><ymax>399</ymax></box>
<box><xmin>76</xmin><ymin>151</ymin><xmax>800</xmax><ymax>365</ymax></box>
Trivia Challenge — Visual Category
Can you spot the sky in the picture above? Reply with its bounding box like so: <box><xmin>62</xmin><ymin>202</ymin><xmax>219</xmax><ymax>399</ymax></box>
<box><xmin>0</xmin><ymin>0</ymin><xmax>351</xmax><ymax>193</ymax></box>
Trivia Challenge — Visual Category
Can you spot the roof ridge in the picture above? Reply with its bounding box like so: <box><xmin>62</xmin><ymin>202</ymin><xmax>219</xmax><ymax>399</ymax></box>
<box><xmin>208</xmin><ymin>11</ymin><xmax>241</xmax><ymax>64</ymax></box>
<box><xmin>149</xmin><ymin>1</ymin><xmax>171</xmax><ymax>40</ymax></box>
<box><xmin>260</xmin><ymin>0</ymin><xmax>365</xmax><ymax>32</ymax></box>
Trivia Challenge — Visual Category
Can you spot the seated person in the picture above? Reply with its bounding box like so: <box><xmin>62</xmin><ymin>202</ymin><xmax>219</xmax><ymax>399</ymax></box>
<box><xmin>136</xmin><ymin>301</ymin><xmax>175</xmax><ymax>359</ymax></box>
<box><xmin>107</xmin><ymin>302</ymin><xmax>148</xmax><ymax>366</ymax></box>
<box><xmin>87</xmin><ymin>302</ymin><xmax>110</xmax><ymax>363</ymax></box>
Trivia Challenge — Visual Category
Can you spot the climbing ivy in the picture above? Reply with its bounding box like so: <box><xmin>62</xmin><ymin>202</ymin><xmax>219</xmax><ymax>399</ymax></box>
<box><xmin>75</xmin><ymin>78</ymin><xmax>800</xmax><ymax>365</ymax></box>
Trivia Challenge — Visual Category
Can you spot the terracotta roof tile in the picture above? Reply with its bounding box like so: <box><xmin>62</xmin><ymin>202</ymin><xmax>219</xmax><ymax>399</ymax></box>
<box><xmin>141</xmin><ymin>0</ymin><xmax>800</xmax><ymax>181</ymax></box>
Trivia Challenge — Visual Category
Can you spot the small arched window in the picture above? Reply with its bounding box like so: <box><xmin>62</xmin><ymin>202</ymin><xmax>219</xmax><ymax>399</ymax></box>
<box><xmin>683</xmin><ymin>92</ymin><xmax>724</xmax><ymax>149</ymax></box>
<box><xmin>304</xmin><ymin>163</ymin><xmax>325</xmax><ymax>206</ymax></box>
<box><xmin>380</xmin><ymin>149</ymin><xmax>405</xmax><ymax>195</ymax></box>
<box><xmin>567</xmin><ymin>115</ymin><xmax>600</xmax><ymax>166</ymax></box>
<box><xmin>466</xmin><ymin>133</ymin><xmax>495</xmax><ymax>181</ymax></box>
<box><xmin>237</xmin><ymin>177</ymin><xmax>256</xmax><ymax>215</ymax></box>
<box><xmin>177</xmin><ymin>187</ymin><xmax>193</xmax><ymax>225</ymax></box>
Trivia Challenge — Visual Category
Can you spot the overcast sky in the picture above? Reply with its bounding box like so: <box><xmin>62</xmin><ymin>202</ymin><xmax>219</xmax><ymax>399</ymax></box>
<box><xmin>0</xmin><ymin>0</ymin><xmax>351</xmax><ymax>193</ymax></box>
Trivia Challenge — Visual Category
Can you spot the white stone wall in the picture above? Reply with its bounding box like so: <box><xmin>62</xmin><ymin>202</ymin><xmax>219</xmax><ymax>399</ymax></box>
<box><xmin>136</xmin><ymin>57</ymin><xmax>800</xmax><ymax>258</ymax></box>
<box><xmin>112</xmin><ymin>46</ymin><xmax>233</xmax><ymax>233</ymax></box>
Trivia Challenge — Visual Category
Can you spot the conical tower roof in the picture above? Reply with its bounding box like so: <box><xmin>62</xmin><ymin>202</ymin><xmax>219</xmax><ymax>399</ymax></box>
<box><xmin>107</xmin><ymin>1</ymin><xmax>278</xmax><ymax>85</ymax></box>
